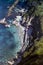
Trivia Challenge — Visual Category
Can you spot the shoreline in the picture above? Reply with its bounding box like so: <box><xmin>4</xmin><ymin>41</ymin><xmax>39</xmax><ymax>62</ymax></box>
<box><xmin>0</xmin><ymin>17</ymin><xmax>30</xmax><ymax>65</ymax></box>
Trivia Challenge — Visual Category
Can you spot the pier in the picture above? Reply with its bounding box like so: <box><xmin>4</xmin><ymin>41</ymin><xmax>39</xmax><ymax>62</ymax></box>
<box><xmin>0</xmin><ymin>18</ymin><xmax>7</xmax><ymax>24</ymax></box>
<box><xmin>0</xmin><ymin>18</ymin><xmax>11</xmax><ymax>27</ymax></box>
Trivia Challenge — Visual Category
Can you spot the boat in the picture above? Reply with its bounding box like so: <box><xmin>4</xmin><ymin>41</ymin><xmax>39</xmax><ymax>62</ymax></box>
<box><xmin>0</xmin><ymin>18</ymin><xmax>7</xmax><ymax>24</ymax></box>
<box><xmin>8</xmin><ymin>61</ymin><xmax>14</xmax><ymax>65</ymax></box>
<box><xmin>5</xmin><ymin>24</ymin><xmax>11</xmax><ymax>28</ymax></box>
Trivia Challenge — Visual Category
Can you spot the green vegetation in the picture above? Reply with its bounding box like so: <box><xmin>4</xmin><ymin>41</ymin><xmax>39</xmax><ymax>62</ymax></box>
<box><xmin>21</xmin><ymin>17</ymin><xmax>43</xmax><ymax>65</ymax></box>
<box><xmin>18</xmin><ymin>16</ymin><xmax>43</xmax><ymax>65</ymax></box>
<box><xmin>35</xmin><ymin>3</ymin><xmax>43</xmax><ymax>16</ymax></box>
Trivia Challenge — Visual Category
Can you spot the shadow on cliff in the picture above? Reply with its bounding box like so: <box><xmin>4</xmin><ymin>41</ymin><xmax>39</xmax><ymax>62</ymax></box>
<box><xmin>17</xmin><ymin>16</ymin><xmax>43</xmax><ymax>65</ymax></box>
<box><xmin>32</xmin><ymin>16</ymin><xmax>42</xmax><ymax>41</ymax></box>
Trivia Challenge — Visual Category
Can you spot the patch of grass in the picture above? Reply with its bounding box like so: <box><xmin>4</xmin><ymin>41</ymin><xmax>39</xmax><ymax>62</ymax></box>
<box><xmin>35</xmin><ymin>37</ymin><xmax>43</xmax><ymax>55</ymax></box>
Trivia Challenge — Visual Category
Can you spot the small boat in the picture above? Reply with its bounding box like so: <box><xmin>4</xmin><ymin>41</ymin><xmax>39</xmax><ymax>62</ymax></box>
<box><xmin>0</xmin><ymin>18</ymin><xmax>7</xmax><ymax>24</ymax></box>
<box><xmin>8</xmin><ymin>61</ymin><xmax>14</xmax><ymax>65</ymax></box>
<box><xmin>7</xmin><ymin>55</ymin><xmax>18</xmax><ymax>65</ymax></box>
<box><xmin>5</xmin><ymin>24</ymin><xmax>11</xmax><ymax>28</ymax></box>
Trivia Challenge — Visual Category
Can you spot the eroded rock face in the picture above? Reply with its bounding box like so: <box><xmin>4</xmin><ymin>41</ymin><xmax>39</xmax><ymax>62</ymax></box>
<box><xmin>17</xmin><ymin>23</ymin><xmax>24</xmax><ymax>46</ymax></box>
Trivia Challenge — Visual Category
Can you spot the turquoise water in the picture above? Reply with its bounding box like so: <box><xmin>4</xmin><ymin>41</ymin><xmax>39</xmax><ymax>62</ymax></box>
<box><xmin>0</xmin><ymin>0</ymin><xmax>21</xmax><ymax>65</ymax></box>
<box><xmin>0</xmin><ymin>24</ymin><xmax>21</xmax><ymax>65</ymax></box>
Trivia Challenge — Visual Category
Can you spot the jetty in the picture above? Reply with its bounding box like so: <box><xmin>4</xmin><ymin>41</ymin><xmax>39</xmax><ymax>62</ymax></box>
<box><xmin>0</xmin><ymin>18</ymin><xmax>11</xmax><ymax>27</ymax></box>
<box><xmin>0</xmin><ymin>18</ymin><xmax>7</xmax><ymax>24</ymax></box>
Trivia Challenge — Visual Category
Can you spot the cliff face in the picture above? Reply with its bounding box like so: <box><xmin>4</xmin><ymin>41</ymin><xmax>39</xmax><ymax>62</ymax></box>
<box><xmin>18</xmin><ymin>16</ymin><xmax>43</xmax><ymax>65</ymax></box>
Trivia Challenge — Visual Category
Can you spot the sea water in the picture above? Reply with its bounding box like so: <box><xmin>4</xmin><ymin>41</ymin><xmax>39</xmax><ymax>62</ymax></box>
<box><xmin>0</xmin><ymin>0</ymin><xmax>21</xmax><ymax>65</ymax></box>
<box><xmin>0</xmin><ymin>25</ymin><xmax>21</xmax><ymax>65</ymax></box>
